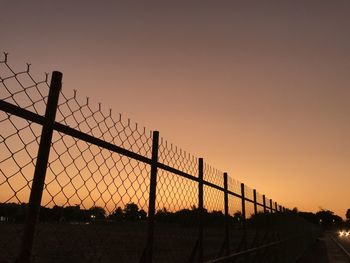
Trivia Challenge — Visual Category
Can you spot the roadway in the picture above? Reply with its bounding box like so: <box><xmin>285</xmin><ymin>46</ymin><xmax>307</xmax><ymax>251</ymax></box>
<box><xmin>327</xmin><ymin>231</ymin><xmax>350</xmax><ymax>263</ymax></box>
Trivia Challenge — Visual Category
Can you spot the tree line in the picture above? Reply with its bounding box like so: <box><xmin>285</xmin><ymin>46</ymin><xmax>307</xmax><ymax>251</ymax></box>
<box><xmin>0</xmin><ymin>202</ymin><xmax>145</xmax><ymax>223</ymax></box>
<box><xmin>0</xmin><ymin>202</ymin><xmax>239</xmax><ymax>224</ymax></box>
<box><xmin>294</xmin><ymin>208</ymin><xmax>349</xmax><ymax>228</ymax></box>
<box><xmin>1</xmin><ymin>202</ymin><xmax>349</xmax><ymax>227</ymax></box>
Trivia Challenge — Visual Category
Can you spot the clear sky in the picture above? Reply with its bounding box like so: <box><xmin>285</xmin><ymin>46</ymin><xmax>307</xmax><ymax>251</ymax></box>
<box><xmin>1</xmin><ymin>1</ymin><xmax>349</xmax><ymax>218</ymax></box>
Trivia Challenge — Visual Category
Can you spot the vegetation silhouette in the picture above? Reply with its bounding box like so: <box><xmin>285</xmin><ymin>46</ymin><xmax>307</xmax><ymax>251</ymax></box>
<box><xmin>0</xmin><ymin>202</ymin><xmax>239</xmax><ymax>225</ymax></box>
<box><xmin>110</xmin><ymin>203</ymin><xmax>147</xmax><ymax>221</ymax></box>
<box><xmin>346</xmin><ymin>208</ymin><xmax>350</xmax><ymax>222</ymax></box>
<box><xmin>0</xmin><ymin>203</ymin><xmax>106</xmax><ymax>223</ymax></box>
<box><xmin>292</xmin><ymin>208</ymin><xmax>344</xmax><ymax>229</ymax></box>
<box><xmin>1</xmin><ymin>202</ymin><xmax>347</xmax><ymax>229</ymax></box>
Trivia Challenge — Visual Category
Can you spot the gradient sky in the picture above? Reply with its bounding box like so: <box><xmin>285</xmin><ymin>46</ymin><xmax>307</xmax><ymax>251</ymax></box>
<box><xmin>1</xmin><ymin>1</ymin><xmax>350</xmax><ymax>218</ymax></box>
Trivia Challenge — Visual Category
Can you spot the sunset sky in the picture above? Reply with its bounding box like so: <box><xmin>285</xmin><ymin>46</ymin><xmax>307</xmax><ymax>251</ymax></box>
<box><xmin>1</xmin><ymin>1</ymin><xmax>350</xmax><ymax>218</ymax></box>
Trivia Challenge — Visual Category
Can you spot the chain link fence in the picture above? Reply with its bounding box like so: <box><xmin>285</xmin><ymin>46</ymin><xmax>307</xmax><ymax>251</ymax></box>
<box><xmin>0</xmin><ymin>53</ymin><xmax>319</xmax><ymax>263</ymax></box>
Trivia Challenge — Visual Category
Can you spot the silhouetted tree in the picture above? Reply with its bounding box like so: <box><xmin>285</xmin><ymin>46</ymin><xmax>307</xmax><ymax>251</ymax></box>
<box><xmin>124</xmin><ymin>203</ymin><xmax>140</xmax><ymax>221</ymax></box>
<box><xmin>0</xmin><ymin>203</ymin><xmax>26</xmax><ymax>222</ymax></box>
<box><xmin>205</xmin><ymin>210</ymin><xmax>225</xmax><ymax>225</ymax></box>
<box><xmin>63</xmin><ymin>205</ymin><xmax>82</xmax><ymax>222</ymax></box>
<box><xmin>174</xmin><ymin>208</ymin><xmax>197</xmax><ymax>225</ymax></box>
<box><xmin>298</xmin><ymin>212</ymin><xmax>318</xmax><ymax>225</ymax></box>
<box><xmin>233</xmin><ymin>211</ymin><xmax>242</xmax><ymax>223</ymax></box>
<box><xmin>110</xmin><ymin>206</ymin><xmax>124</xmax><ymax>221</ymax></box>
<box><xmin>109</xmin><ymin>204</ymin><xmax>146</xmax><ymax>221</ymax></box>
<box><xmin>89</xmin><ymin>206</ymin><xmax>106</xmax><ymax>220</ymax></box>
<box><xmin>39</xmin><ymin>207</ymin><xmax>54</xmax><ymax>222</ymax></box>
<box><xmin>155</xmin><ymin>208</ymin><xmax>173</xmax><ymax>222</ymax></box>
<box><xmin>51</xmin><ymin>205</ymin><xmax>64</xmax><ymax>222</ymax></box>
<box><xmin>316</xmin><ymin>209</ymin><xmax>342</xmax><ymax>228</ymax></box>
<box><xmin>346</xmin><ymin>209</ymin><xmax>350</xmax><ymax>221</ymax></box>
<box><xmin>139</xmin><ymin>209</ymin><xmax>147</xmax><ymax>220</ymax></box>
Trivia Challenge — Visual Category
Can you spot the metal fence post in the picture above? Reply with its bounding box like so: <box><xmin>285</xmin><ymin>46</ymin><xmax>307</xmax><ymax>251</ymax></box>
<box><xmin>223</xmin><ymin>173</ymin><xmax>230</xmax><ymax>256</ymax></box>
<box><xmin>270</xmin><ymin>199</ymin><xmax>273</xmax><ymax>213</ymax></box>
<box><xmin>263</xmin><ymin>194</ymin><xmax>267</xmax><ymax>213</ymax></box>
<box><xmin>241</xmin><ymin>183</ymin><xmax>246</xmax><ymax>221</ymax></box>
<box><xmin>198</xmin><ymin>158</ymin><xmax>204</xmax><ymax>262</ymax></box>
<box><xmin>253</xmin><ymin>189</ymin><xmax>257</xmax><ymax>215</ymax></box>
<box><xmin>17</xmin><ymin>71</ymin><xmax>62</xmax><ymax>263</ymax></box>
<box><xmin>275</xmin><ymin>202</ymin><xmax>278</xmax><ymax>212</ymax></box>
<box><xmin>239</xmin><ymin>183</ymin><xmax>247</xmax><ymax>253</ymax></box>
<box><xmin>142</xmin><ymin>131</ymin><xmax>159</xmax><ymax>263</ymax></box>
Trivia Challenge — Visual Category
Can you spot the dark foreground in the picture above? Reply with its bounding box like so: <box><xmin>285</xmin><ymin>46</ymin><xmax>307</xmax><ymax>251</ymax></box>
<box><xmin>0</xmin><ymin>214</ymin><xmax>321</xmax><ymax>263</ymax></box>
<box><xmin>297</xmin><ymin>236</ymin><xmax>328</xmax><ymax>263</ymax></box>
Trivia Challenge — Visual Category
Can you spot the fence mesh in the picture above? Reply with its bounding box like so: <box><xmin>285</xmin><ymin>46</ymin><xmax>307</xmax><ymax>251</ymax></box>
<box><xmin>203</xmin><ymin>163</ymin><xmax>223</xmax><ymax>188</ymax></box>
<box><xmin>228</xmin><ymin>176</ymin><xmax>241</xmax><ymax>196</ymax></box>
<box><xmin>0</xmin><ymin>53</ymin><xmax>313</xmax><ymax>263</ymax></box>
<box><xmin>154</xmin><ymin>168</ymin><xmax>198</xmax><ymax>262</ymax></box>
<box><xmin>158</xmin><ymin>138</ymin><xmax>198</xmax><ymax>176</ymax></box>
<box><xmin>256</xmin><ymin>191</ymin><xmax>264</xmax><ymax>207</ymax></box>
<box><xmin>0</xmin><ymin>53</ymin><xmax>48</xmax><ymax>115</ymax></box>
<box><xmin>0</xmin><ymin>54</ymin><xmax>49</xmax><ymax>262</ymax></box>
<box><xmin>156</xmin><ymin>169</ymin><xmax>197</xmax><ymax>213</ymax></box>
<box><xmin>45</xmin><ymin>132</ymin><xmax>151</xmax><ymax>212</ymax></box>
<box><xmin>57</xmin><ymin>89</ymin><xmax>153</xmax><ymax>158</ymax></box>
<box><xmin>244</xmin><ymin>184</ymin><xmax>254</xmax><ymax>203</ymax></box>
